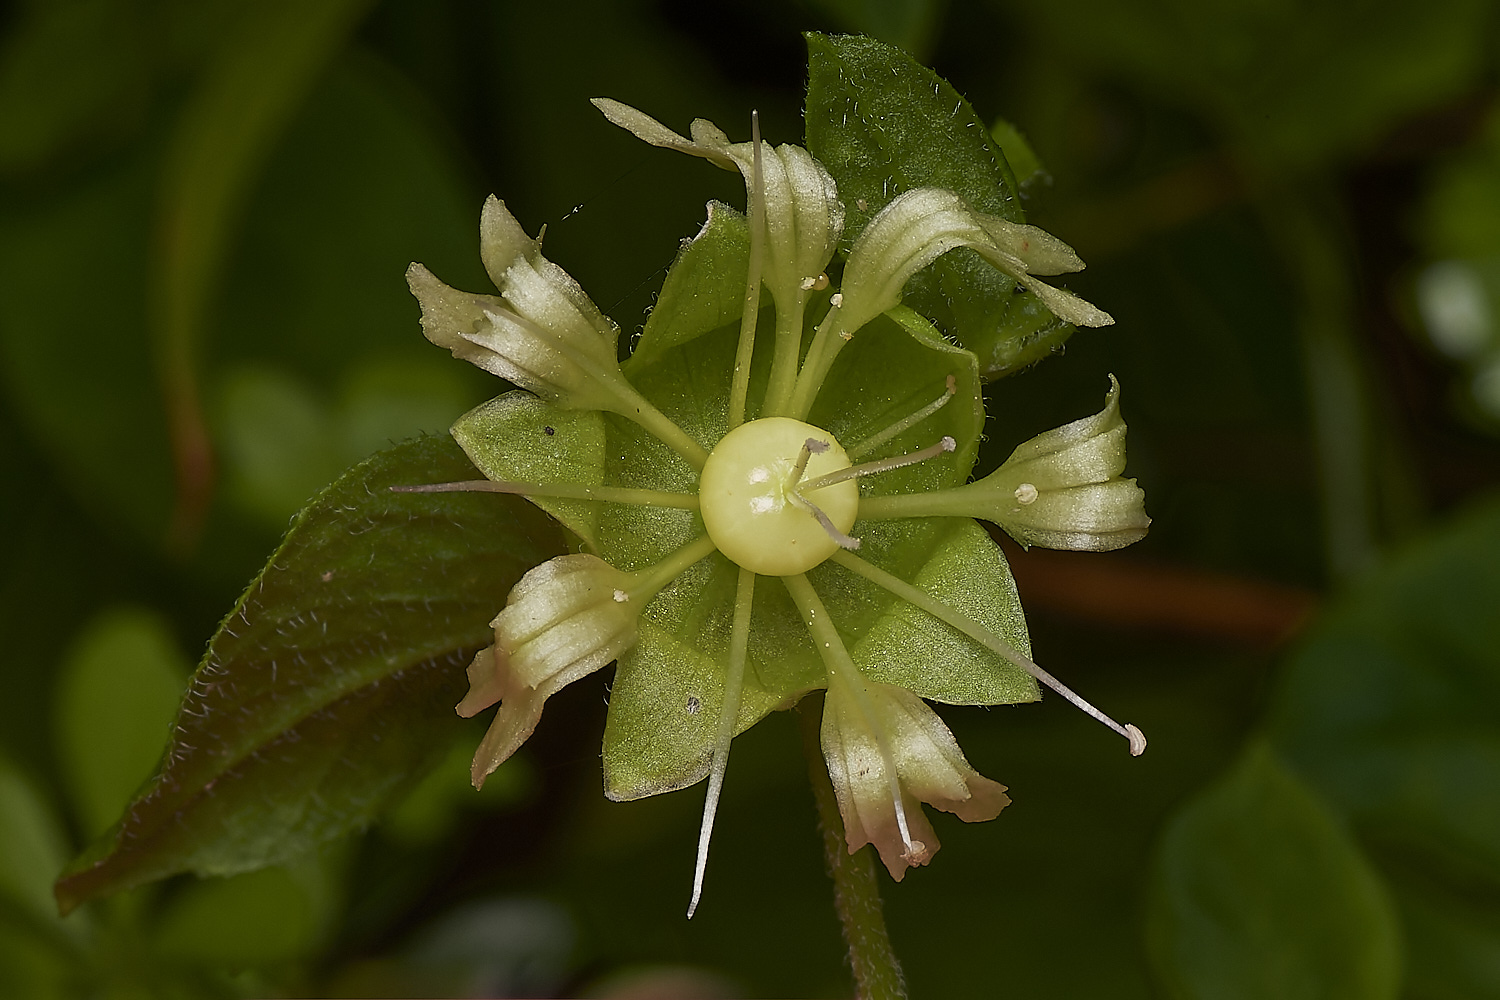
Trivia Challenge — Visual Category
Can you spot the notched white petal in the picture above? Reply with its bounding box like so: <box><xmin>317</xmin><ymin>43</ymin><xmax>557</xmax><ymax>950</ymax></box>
<box><xmin>594</xmin><ymin>97</ymin><xmax>843</xmax><ymax>309</ymax></box>
<box><xmin>591</xmin><ymin>97</ymin><xmax>736</xmax><ymax>170</ymax></box>
<box><xmin>408</xmin><ymin>199</ymin><xmax>631</xmax><ymax>409</ymax></box>
<box><xmin>822</xmin><ymin>678</ymin><xmax>1009</xmax><ymax>881</ymax></box>
<box><xmin>460</xmin><ymin>555</ymin><xmax>642</xmax><ymax>788</ymax></box>
<box><xmin>838</xmin><ymin>188</ymin><xmax>990</xmax><ymax>335</ymax></box>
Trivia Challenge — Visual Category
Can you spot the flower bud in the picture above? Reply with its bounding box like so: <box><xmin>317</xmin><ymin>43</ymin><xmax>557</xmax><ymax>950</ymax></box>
<box><xmin>458</xmin><ymin>554</ymin><xmax>639</xmax><ymax>787</ymax></box>
<box><xmin>591</xmin><ymin>98</ymin><xmax>843</xmax><ymax>314</ymax></box>
<box><xmin>836</xmin><ymin>188</ymin><xmax>1113</xmax><ymax>336</ymax></box>
<box><xmin>407</xmin><ymin>197</ymin><xmax>628</xmax><ymax>411</ymax></box>
<box><xmin>981</xmin><ymin>375</ymin><xmax>1148</xmax><ymax>551</ymax></box>
<box><xmin>860</xmin><ymin>376</ymin><xmax>1149</xmax><ymax>551</ymax></box>
<box><xmin>821</xmin><ymin>676</ymin><xmax>1010</xmax><ymax>881</ymax></box>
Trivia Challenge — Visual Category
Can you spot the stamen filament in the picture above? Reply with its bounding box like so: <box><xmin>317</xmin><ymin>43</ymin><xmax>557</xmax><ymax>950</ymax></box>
<box><xmin>800</xmin><ymin>436</ymin><xmax>955</xmax><ymax>493</ymax></box>
<box><xmin>688</xmin><ymin>567</ymin><xmax>755</xmax><ymax>918</ymax></box>
<box><xmin>632</xmin><ymin>533</ymin><xmax>720</xmax><ymax>598</ymax></box>
<box><xmin>786</xmin><ymin>436</ymin><xmax>829</xmax><ymax>491</ymax></box>
<box><xmin>784</xmin><ymin>303</ymin><xmax>847</xmax><ymax>420</ymax></box>
<box><xmin>391</xmin><ymin>480</ymin><xmax>700</xmax><ymax>509</ymax></box>
<box><xmin>782</xmin><ymin>574</ymin><xmax>919</xmax><ymax>857</ymax></box>
<box><xmin>830</xmin><ymin>550</ymin><xmax>1147</xmax><ymax>756</ymax></box>
<box><xmin>728</xmin><ymin>112</ymin><xmax>765</xmax><ymax>431</ymax></box>
<box><xmin>847</xmin><ymin>375</ymin><xmax>958</xmax><ymax>459</ymax></box>
<box><xmin>791</xmin><ymin>494</ymin><xmax>861</xmax><ymax>550</ymax></box>
<box><xmin>489</xmin><ymin>306</ymin><xmax>708</xmax><ymax>469</ymax></box>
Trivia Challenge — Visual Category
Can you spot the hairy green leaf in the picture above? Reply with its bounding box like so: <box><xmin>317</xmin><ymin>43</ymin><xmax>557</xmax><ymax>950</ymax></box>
<box><xmin>55</xmin><ymin>436</ymin><xmax>565</xmax><ymax>912</ymax></box>
<box><xmin>804</xmin><ymin>32</ymin><xmax>1075</xmax><ymax>378</ymax></box>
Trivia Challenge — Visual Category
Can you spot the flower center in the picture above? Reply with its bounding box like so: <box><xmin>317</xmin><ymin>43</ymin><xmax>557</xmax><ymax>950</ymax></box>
<box><xmin>699</xmin><ymin>417</ymin><xmax>859</xmax><ymax>575</ymax></box>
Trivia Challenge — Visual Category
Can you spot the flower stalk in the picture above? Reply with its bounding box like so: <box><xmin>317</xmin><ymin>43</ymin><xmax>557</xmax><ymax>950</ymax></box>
<box><xmin>800</xmin><ymin>694</ymin><xmax>909</xmax><ymax>1000</ymax></box>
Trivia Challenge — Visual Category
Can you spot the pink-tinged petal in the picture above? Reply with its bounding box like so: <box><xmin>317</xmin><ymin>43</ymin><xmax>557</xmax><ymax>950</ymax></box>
<box><xmin>455</xmin><ymin>645</ymin><xmax>508</xmax><ymax>718</ymax></box>
<box><xmin>821</xmin><ymin>677</ymin><xmax>1008</xmax><ymax>880</ymax></box>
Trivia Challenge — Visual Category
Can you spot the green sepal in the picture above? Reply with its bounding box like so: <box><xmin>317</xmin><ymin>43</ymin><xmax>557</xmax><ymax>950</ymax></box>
<box><xmin>451</xmin><ymin>391</ymin><xmax>608</xmax><ymax>550</ymax></box>
<box><xmin>598</xmin><ymin>298</ymin><xmax>1035</xmax><ymax>798</ymax></box>
<box><xmin>850</xmin><ymin>519</ymin><xmax>1037</xmax><ymax>706</ymax></box>
<box><xmin>630</xmin><ymin>200</ymin><xmax>753</xmax><ymax>369</ymax></box>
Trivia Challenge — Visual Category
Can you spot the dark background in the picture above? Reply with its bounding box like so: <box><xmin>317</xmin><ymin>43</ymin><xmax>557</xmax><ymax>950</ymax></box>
<box><xmin>2</xmin><ymin>0</ymin><xmax>1498</xmax><ymax>996</ymax></box>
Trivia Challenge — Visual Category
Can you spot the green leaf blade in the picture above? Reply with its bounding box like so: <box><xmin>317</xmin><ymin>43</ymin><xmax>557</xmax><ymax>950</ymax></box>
<box><xmin>1146</xmin><ymin>742</ymin><xmax>1401</xmax><ymax>1000</ymax></box>
<box><xmin>55</xmin><ymin>436</ymin><xmax>565</xmax><ymax>912</ymax></box>
<box><xmin>803</xmin><ymin>32</ymin><xmax>1076</xmax><ymax>377</ymax></box>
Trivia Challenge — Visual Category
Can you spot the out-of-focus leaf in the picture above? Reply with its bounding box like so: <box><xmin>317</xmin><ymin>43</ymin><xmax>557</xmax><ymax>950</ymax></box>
<box><xmin>0</xmin><ymin>0</ymin><xmax>153</xmax><ymax>173</ymax></box>
<box><xmin>54</xmin><ymin>436</ymin><xmax>566</xmax><ymax>912</ymax></box>
<box><xmin>54</xmin><ymin>608</ymin><xmax>188</xmax><ymax>838</ymax></box>
<box><xmin>803</xmin><ymin>32</ymin><xmax>1075</xmax><ymax>378</ymax></box>
<box><xmin>217</xmin><ymin>359</ymin><xmax>474</xmax><ymax>528</ymax></box>
<box><xmin>0</xmin><ymin>755</ymin><xmax>69</xmax><ymax>925</ymax></box>
<box><xmin>382</xmin><ymin>739</ymin><xmax>532</xmax><ymax>846</ymax></box>
<box><xmin>1416</xmin><ymin>109</ymin><xmax>1500</xmax><ymax>429</ymax></box>
<box><xmin>152</xmin><ymin>0</ymin><xmax>373</xmax><ymax>543</ymax></box>
<box><xmin>214</xmin><ymin>52</ymin><xmax>487</xmax><ymax>380</ymax></box>
<box><xmin>0</xmin><ymin>149</ymin><xmax>174</xmax><ymax>541</ymax></box>
<box><xmin>217</xmin><ymin>367</ymin><xmax>343</xmax><ymax>527</ymax></box>
<box><xmin>991</xmin><ymin>118</ymin><xmax>1044</xmax><ymax>189</ymax></box>
<box><xmin>1012</xmin><ymin>0</ymin><xmax>1495</xmax><ymax>171</ymax></box>
<box><xmin>1271</xmin><ymin>496</ymin><xmax>1500</xmax><ymax>882</ymax></box>
<box><xmin>1270</xmin><ymin>496</ymin><xmax>1500</xmax><ymax>997</ymax></box>
<box><xmin>1421</xmin><ymin>109</ymin><xmax>1500</xmax><ymax>262</ymax></box>
<box><xmin>1392</xmin><ymin>867</ymin><xmax>1500</xmax><ymax>1000</ymax></box>
<box><xmin>1146</xmin><ymin>741</ymin><xmax>1401</xmax><ymax>1000</ymax></box>
<box><xmin>154</xmin><ymin>858</ymin><xmax>338</xmax><ymax>966</ymax></box>
<box><xmin>0</xmin><ymin>754</ymin><xmax>76</xmax><ymax>999</ymax></box>
<box><xmin>327</xmin><ymin>898</ymin><xmax>575</xmax><ymax>998</ymax></box>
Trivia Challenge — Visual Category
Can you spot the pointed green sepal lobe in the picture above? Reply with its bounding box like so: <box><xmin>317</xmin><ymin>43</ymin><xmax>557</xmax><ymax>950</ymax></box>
<box><xmin>630</xmin><ymin>201</ymin><xmax>753</xmax><ymax>370</ymax></box>
<box><xmin>451</xmin><ymin>390</ymin><xmax>608</xmax><ymax>548</ymax></box>
<box><xmin>54</xmin><ymin>436</ymin><xmax>565</xmax><ymax>913</ymax></box>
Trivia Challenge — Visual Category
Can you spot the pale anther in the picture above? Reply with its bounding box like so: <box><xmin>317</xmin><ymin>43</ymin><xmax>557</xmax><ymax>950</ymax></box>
<box><xmin>613</xmin><ymin>589</ymin><xmax>630</xmax><ymax>603</ymax></box>
<box><xmin>1015</xmin><ymin>483</ymin><xmax>1039</xmax><ymax>505</ymax></box>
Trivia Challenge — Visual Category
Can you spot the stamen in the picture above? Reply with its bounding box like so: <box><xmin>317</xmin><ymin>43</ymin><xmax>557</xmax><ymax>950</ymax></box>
<box><xmin>831</xmin><ymin>549</ymin><xmax>1147</xmax><ymax>756</ymax></box>
<box><xmin>727</xmin><ymin>111</ymin><xmax>766</xmax><ymax>431</ymax></box>
<box><xmin>785</xmin><ymin>437</ymin><xmax>829</xmax><ymax>490</ymax></box>
<box><xmin>688</xmin><ymin>568</ymin><xmax>756</xmax><ymax>918</ymax></box>
<box><xmin>800</xmin><ymin>436</ymin><xmax>955</xmax><ymax>493</ymax></box>
<box><xmin>390</xmin><ymin>480</ymin><xmax>701</xmax><ymax>509</ymax></box>
<box><xmin>847</xmin><ymin>375</ymin><xmax>958</xmax><ymax>458</ymax></box>
<box><xmin>792</xmin><ymin>494</ymin><xmax>861</xmax><ymax>550</ymax></box>
<box><xmin>783</xmin><ymin>574</ymin><xmax>920</xmax><ymax>862</ymax></box>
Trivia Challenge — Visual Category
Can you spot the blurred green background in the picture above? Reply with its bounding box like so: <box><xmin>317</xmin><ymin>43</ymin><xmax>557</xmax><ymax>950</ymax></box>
<box><xmin>3</xmin><ymin>0</ymin><xmax>1500</xmax><ymax>996</ymax></box>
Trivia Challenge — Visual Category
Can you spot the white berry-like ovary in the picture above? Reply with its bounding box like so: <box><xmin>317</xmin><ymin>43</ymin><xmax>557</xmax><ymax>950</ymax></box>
<box><xmin>699</xmin><ymin>417</ymin><xmax>859</xmax><ymax>576</ymax></box>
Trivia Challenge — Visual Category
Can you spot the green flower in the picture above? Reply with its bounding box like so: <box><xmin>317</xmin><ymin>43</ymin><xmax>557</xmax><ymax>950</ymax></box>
<box><xmin>406</xmin><ymin>94</ymin><xmax>1147</xmax><ymax>916</ymax></box>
